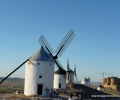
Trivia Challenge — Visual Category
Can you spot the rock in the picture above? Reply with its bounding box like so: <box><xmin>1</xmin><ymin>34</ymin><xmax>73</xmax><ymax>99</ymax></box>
<box><xmin>15</xmin><ymin>91</ymin><xmax>20</xmax><ymax>94</ymax></box>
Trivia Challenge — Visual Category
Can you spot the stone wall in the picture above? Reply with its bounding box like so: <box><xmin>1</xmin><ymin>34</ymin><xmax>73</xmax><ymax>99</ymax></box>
<box><xmin>102</xmin><ymin>77</ymin><xmax>120</xmax><ymax>91</ymax></box>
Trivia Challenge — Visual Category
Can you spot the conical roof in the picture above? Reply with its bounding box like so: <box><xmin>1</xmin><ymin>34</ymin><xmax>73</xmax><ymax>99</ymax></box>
<box><xmin>67</xmin><ymin>69</ymin><xmax>74</xmax><ymax>74</ymax></box>
<box><xmin>54</xmin><ymin>68</ymin><xmax>66</xmax><ymax>75</ymax></box>
<box><xmin>29</xmin><ymin>46</ymin><xmax>55</xmax><ymax>63</ymax></box>
<box><xmin>99</xmin><ymin>85</ymin><xmax>104</xmax><ymax>88</ymax></box>
<box><xmin>85</xmin><ymin>77</ymin><xmax>89</xmax><ymax>81</ymax></box>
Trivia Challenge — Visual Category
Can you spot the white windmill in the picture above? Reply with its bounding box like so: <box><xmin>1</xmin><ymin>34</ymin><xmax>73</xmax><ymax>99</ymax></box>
<box><xmin>66</xmin><ymin>59</ymin><xmax>74</xmax><ymax>83</ymax></box>
<box><xmin>24</xmin><ymin>46</ymin><xmax>55</xmax><ymax>96</ymax></box>
<box><xmin>54</xmin><ymin>68</ymin><xmax>66</xmax><ymax>89</ymax></box>
<box><xmin>81</xmin><ymin>77</ymin><xmax>89</xmax><ymax>86</ymax></box>
<box><xmin>0</xmin><ymin>29</ymin><xmax>75</xmax><ymax>96</ymax></box>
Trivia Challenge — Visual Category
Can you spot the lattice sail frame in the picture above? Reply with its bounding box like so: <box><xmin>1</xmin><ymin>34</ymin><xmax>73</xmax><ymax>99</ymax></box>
<box><xmin>55</xmin><ymin>29</ymin><xmax>75</xmax><ymax>57</ymax></box>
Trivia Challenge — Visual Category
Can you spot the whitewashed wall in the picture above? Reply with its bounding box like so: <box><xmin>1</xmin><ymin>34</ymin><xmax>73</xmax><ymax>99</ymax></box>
<box><xmin>54</xmin><ymin>74</ymin><xmax>66</xmax><ymax>89</ymax></box>
<box><xmin>66</xmin><ymin>72</ymin><xmax>74</xmax><ymax>83</ymax></box>
<box><xmin>24</xmin><ymin>61</ymin><xmax>55</xmax><ymax>96</ymax></box>
<box><xmin>81</xmin><ymin>80</ymin><xmax>89</xmax><ymax>86</ymax></box>
<box><xmin>97</xmin><ymin>87</ymin><xmax>103</xmax><ymax>91</ymax></box>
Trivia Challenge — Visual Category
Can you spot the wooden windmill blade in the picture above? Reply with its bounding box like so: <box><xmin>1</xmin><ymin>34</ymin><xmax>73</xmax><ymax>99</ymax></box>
<box><xmin>39</xmin><ymin>29</ymin><xmax>75</xmax><ymax>59</ymax></box>
<box><xmin>55</xmin><ymin>60</ymin><xmax>71</xmax><ymax>83</ymax></box>
<box><xmin>39</xmin><ymin>35</ymin><xmax>54</xmax><ymax>55</ymax></box>
<box><xmin>38</xmin><ymin>34</ymin><xmax>63</xmax><ymax>70</ymax></box>
<box><xmin>55</xmin><ymin>29</ymin><xmax>75</xmax><ymax>57</ymax></box>
<box><xmin>88</xmin><ymin>76</ymin><xmax>91</xmax><ymax>86</ymax></box>
<box><xmin>55</xmin><ymin>59</ymin><xmax>65</xmax><ymax>70</ymax></box>
<box><xmin>74</xmin><ymin>63</ymin><xmax>78</xmax><ymax>82</ymax></box>
<box><xmin>67</xmin><ymin>59</ymin><xmax>72</xmax><ymax>83</ymax></box>
<box><xmin>67</xmin><ymin>59</ymin><xmax>70</xmax><ymax>71</ymax></box>
<box><xmin>66</xmin><ymin>59</ymin><xmax>69</xmax><ymax>83</ymax></box>
<box><xmin>0</xmin><ymin>59</ymin><xmax>29</xmax><ymax>84</ymax></box>
<box><xmin>55</xmin><ymin>29</ymin><xmax>72</xmax><ymax>54</ymax></box>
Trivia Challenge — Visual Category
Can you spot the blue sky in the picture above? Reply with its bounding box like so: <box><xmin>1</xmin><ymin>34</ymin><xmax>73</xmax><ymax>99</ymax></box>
<box><xmin>0</xmin><ymin>0</ymin><xmax>120</xmax><ymax>82</ymax></box>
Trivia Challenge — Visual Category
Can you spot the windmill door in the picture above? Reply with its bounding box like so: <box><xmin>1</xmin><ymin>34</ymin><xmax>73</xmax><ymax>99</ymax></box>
<box><xmin>37</xmin><ymin>85</ymin><xmax>43</xmax><ymax>95</ymax></box>
<box><xmin>59</xmin><ymin>83</ymin><xmax>61</xmax><ymax>88</ymax></box>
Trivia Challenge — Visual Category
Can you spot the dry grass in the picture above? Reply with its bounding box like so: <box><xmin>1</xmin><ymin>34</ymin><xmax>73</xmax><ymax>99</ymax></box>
<box><xmin>25</xmin><ymin>94</ymin><xmax>38</xmax><ymax>97</ymax></box>
<box><xmin>0</xmin><ymin>94</ymin><xmax>26</xmax><ymax>99</ymax></box>
<box><xmin>0</xmin><ymin>81</ymin><xmax>24</xmax><ymax>93</ymax></box>
<box><xmin>0</xmin><ymin>86</ymin><xmax>7</xmax><ymax>93</ymax></box>
<box><xmin>0</xmin><ymin>81</ymin><xmax>24</xmax><ymax>99</ymax></box>
<box><xmin>0</xmin><ymin>81</ymin><xmax>24</xmax><ymax>86</ymax></box>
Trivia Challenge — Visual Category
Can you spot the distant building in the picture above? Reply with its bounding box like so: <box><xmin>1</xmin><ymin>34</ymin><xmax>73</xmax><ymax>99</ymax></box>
<box><xmin>102</xmin><ymin>77</ymin><xmax>120</xmax><ymax>91</ymax></box>
<box><xmin>81</xmin><ymin>77</ymin><xmax>90</xmax><ymax>86</ymax></box>
<box><xmin>97</xmin><ymin>85</ymin><xmax>104</xmax><ymax>91</ymax></box>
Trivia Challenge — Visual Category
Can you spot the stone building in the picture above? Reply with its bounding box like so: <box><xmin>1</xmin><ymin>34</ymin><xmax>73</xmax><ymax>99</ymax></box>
<box><xmin>102</xmin><ymin>77</ymin><xmax>120</xmax><ymax>90</ymax></box>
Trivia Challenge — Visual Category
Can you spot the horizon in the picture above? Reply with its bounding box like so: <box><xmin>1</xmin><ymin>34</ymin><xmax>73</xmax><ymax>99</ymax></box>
<box><xmin>0</xmin><ymin>0</ymin><xmax>120</xmax><ymax>82</ymax></box>
<box><xmin>0</xmin><ymin>77</ymin><xmax>102</xmax><ymax>83</ymax></box>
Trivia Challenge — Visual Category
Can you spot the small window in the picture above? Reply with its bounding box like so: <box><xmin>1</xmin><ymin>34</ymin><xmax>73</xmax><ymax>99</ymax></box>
<box><xmin>50</xmin><ymin>63</ymin><xmax>52</xmax><ymax>66</ymax></box>
<box><xmin>37</xmin><ymin>63</ymin><xmax>40</xmax><ymax>65</ymax></box>
<box><xmin>39</xmin><ymin>75</ymin><xmax>42</xmax><ymax>78</ymax></box>
<box><xmin>28</xmin><ymin>62</ymin><xmax>30</xmax><ymax>65</ymax></box>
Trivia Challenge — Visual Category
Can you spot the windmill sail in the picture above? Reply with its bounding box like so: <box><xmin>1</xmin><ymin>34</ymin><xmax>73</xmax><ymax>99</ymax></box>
<box><xmin>67</xmin><ymin>59</ymin><xmax>72</xmax><ymax>83</ymax></box>
<box><xmin>88</xmin><ymin>76</ymin><xmax>90</xmax><ymax>86</ymax></box>
<box><xmin>55</xmin><ymin>29</ymin><xmax>75</xmax><ymax>57</ymax></box>
<box><xmin>67</xmin><ymin>59</ymin><xmax>70</xmax><ymax>71</ymax></box>
<box><xmin>38</xmin><ymin>30</ymin><xmax>75</xmax><ymax>83</ymax></box>
<box><xmin>0</xmin><ymin>59</ymin><xmax>29</xmax><ymax>84</ymax></box>
<box><xmin>74</xmin><ymin>64</ymin><xmax>76</xmax><ymax>77</ymax></box>
<box><xmin>74</xmin><ymin>63</ymin><xmax>77</xmax><ymax>82</ymax></box>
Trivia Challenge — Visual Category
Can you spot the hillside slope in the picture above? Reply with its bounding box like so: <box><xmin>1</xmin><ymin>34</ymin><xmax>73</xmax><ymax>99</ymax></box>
<box><xmin>66</xmin><ymin>83</ymin><xmax>109</xmax><ymax>95</ymax></box>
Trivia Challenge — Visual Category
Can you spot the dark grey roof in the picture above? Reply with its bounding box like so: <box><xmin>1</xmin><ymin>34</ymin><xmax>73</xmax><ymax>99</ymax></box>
<box><xmin>29</xmin><ymin>46</ymin><xmax>55</xmax><ymax>63</ymax></box>
<box><xmin>67</xmin><ymin>69</ymin><xmax>74</xmax><ymax>74</ymax></box>
<box><xmin>54</xmin><ymin>68</ymin><xmax>66</xmax><ymax>75</ymax></box>
<box><xmin>99</xmin><ymin>85</ymin><xmax>104</xmax><ymax>88</ymax></box>
<box><xmin>85</xmin><ymin>78</ymin><xmax>89</xmax><ymax>81</ymax></box>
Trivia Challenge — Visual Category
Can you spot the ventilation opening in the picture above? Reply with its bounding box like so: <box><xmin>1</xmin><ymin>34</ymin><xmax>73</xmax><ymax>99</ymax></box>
<box><xmin>28</xmin><ymin>62</ymin><xmax>30</xmax><ymax>65</ymax></box>
<box><xmin>39</xmin><ymin>75</ymin><xmax>42</xmax><ymax>78</ymax></box>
